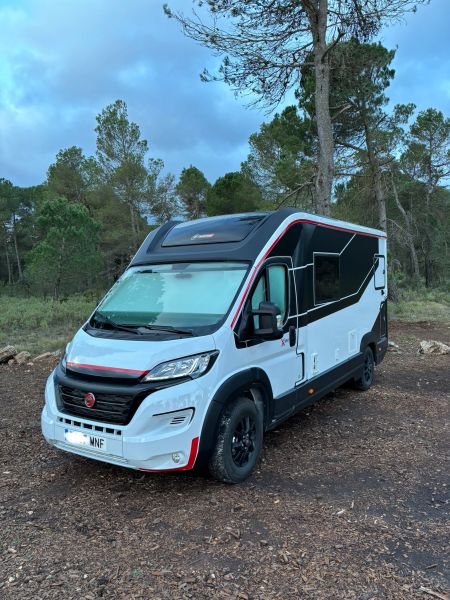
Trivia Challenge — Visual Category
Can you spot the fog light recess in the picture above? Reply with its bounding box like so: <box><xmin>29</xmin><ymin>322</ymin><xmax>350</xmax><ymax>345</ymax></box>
<box><xmin>172</xmin><ymin>452</ymin><xmax>183</xmax><ymax>464</ymax></box>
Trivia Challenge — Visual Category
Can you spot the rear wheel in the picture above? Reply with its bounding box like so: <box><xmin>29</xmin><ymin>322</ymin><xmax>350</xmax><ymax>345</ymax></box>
<box><xmin>353</xmin><ymin>346</ymin><xmax>374</xmax><ymax>391</ymax></box>
<box><xmin>208</xmin><ymin>397</ymin><xmax>263</xmax><ymax>484</ymax></box>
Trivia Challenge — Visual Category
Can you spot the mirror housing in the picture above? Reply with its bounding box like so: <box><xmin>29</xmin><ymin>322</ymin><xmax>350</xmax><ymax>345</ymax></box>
<box><xmin>252</xmin><ymin>301</ymin><xmax>283</xmax><ymax>340</ymax></box>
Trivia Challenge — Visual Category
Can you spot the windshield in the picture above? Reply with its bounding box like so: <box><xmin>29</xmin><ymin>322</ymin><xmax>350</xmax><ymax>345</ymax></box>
<box><xmin>93</xmin><ymin>262</ymin><xmax>249</xmax><ymax>331</ymax></box>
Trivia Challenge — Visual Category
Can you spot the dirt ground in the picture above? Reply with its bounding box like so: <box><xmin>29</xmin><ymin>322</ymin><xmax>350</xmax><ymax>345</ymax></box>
<box><xmin>0</xmin><ymin>321</ymin><xmax>449</xmax><ymax>600</ymax></box>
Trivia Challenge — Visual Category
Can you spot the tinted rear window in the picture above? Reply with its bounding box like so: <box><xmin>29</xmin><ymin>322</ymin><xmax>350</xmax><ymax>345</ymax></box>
<box><xmin>162</xmin><ymin>214</ymin><xmax>268</xmax><ymax>247</ymax></box>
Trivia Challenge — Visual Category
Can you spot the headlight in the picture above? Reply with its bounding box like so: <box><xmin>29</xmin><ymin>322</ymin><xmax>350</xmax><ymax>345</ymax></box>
<box><xmin>143</xmin><ymin>351</ymin><xmax>218</xmax><ymax>382</ymax></box>
<box><xmin>61</xmin><ymin>342</ymin><xmax>72</xmax><ymax>370</ymax></box>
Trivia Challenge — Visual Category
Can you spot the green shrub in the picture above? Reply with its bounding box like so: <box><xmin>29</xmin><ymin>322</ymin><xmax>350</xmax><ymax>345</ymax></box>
<box><xmin>389</xmin><ymin>285</ymin><xmax>450</xmax><ymax>323</ymax></box>
<box><xmin>0</xmin><ymin>295</ymin><xmax>98</xmax><ymax>355</ymax></box>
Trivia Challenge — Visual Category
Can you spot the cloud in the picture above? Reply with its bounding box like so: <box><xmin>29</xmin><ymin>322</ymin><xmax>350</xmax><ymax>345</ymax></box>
<box><xmin>380</xmin><ymin>0</ymin><xmax>450</xmax><ymax>114</ymax></box>
<box><xmin>0</xmin><ymin>0</ymin><xmax>263</xmax><ymax>186</ymax></box>
<box><xmin>0</xmin><ymin>0</ymin><xmax>448</xmax><ymax>187</ymax></box>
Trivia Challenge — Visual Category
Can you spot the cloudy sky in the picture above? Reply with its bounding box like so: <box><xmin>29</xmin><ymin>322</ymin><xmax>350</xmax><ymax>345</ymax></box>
<box><xmin>0</xmin><ymin>0</ymin><xmax>448</xmax><ymax>187</ymax></box>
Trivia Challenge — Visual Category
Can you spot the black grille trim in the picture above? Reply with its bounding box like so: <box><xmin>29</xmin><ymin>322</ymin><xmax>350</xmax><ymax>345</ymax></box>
<box><xmin>57</xmin><ymin>385</ymin><xmax>136</xmax><ymax>425</ymax></box>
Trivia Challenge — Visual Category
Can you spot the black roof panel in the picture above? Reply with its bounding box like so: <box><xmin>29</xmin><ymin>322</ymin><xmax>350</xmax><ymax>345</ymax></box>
<box><xmin>161</xmin><ymin>213</ymin><xmax>269</xmax><ymax>247</ymax></box>
<box><xmin>129</xmin><ymin>208</ymin><xmax>299</xmax><ymax>266</ymax></box>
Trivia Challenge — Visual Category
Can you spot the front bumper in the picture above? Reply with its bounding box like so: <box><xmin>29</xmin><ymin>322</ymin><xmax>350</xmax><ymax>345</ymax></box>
<box><xmin>41</xmin><ymin>371</ymin><xmax>210</xmax><ymax>471</ymax></box>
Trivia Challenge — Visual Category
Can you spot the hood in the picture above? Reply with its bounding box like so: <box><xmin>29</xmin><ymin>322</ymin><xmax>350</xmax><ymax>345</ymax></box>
<box><xmin>65</xmin><ymin>327</ymin><xmax>217</xmax><ymax>378</ymax></box>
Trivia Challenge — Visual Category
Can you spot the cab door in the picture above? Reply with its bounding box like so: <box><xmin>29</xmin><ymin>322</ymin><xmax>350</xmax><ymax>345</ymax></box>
<box><xmin>241</xmin><ymin>258</ymin><xmax>302</xmax><ymax>417</ymax></box>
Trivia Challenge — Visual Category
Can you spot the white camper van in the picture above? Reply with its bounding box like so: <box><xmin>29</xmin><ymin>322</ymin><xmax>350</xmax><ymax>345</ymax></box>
<box><xmin>41</xmin><ymin>209</ymin><xmax>388</xmax><ymax>483</ymax></box>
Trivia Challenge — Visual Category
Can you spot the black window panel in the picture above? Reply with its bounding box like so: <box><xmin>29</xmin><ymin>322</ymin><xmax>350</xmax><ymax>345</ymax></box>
<box><xmin>314</xmin><ymin>254</ymin><xmax>340</xmax><ymax>304</ymax></box>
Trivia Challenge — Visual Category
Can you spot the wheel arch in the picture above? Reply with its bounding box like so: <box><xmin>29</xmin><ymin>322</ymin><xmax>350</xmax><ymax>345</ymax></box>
<box><xmin>195</xmin><ymin>368</ymin><xmax>273</xmax><ymax>467</ymax></box>
<box><xmin>360</xmin><ymin>332</ymin><xmax>378</xmax><ymax>363</ymax></box>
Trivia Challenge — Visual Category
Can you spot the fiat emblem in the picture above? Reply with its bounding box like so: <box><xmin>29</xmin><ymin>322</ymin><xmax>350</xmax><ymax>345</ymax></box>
<box><xmin>84</xmin><ymin>392</ymin><xmax>96</xmax><ymax>408</ymax></box>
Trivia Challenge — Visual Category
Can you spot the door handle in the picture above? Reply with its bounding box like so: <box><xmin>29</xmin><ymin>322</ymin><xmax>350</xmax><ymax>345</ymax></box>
<box><xmin>289</xmin><ymin>326</ymin><xmax>296</xmax><ymax>347</ymax></box>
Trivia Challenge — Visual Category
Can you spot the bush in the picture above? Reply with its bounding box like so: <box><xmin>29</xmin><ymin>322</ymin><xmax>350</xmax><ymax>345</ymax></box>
<box><xmin>0</xmin><ymin>295</ymin><xmax>98</xmax><ymax>355</ymax></box>
<box><xmin>26</xmin><ymin>198</ymin><xmax>103</xmax><ymax>298</ymax></box>
<box><xmin>389</xmin><ymin>286</ymin><xmax>450</xmax><ymax>323</ymax></box>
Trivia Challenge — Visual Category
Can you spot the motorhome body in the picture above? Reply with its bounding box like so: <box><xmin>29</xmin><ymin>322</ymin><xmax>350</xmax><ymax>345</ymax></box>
<box><xmin>41</xmin><ymin>209</ymin><xmax>388</xmax><ymax>483</ymax></box>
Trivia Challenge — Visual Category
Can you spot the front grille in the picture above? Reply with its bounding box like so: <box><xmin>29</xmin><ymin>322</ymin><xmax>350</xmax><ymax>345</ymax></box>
<box><xmin>57</xmin><ymin>385</ymin><xmax>135</xmax><ymax>425</ymax></box>
<box><xmin>57</xmin><ymin>416</ymin><xmax>122</xmax><ymax>436</ymax></box>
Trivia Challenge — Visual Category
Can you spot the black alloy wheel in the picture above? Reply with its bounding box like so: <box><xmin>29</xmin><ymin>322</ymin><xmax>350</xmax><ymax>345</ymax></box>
<box><xmin>209</xmin><ymin>397</ymin><xmax>263</xmax><ymax>484</ymax></box>
<box><xmin>353</xmin><ymin>346</ymin><xmax>375</xmax><ymax>391</ymax></box>
<box><xmin>231</xmin><ymin>415</ymin><xmax>257</xmax><ymax>468</ymax></box>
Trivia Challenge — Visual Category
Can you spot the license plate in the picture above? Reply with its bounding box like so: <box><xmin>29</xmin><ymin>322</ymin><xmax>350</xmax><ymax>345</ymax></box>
<box><xmin>64</xmin><ymin>429</ymin><xmax>107</xmax><ymax>452</ymax></box>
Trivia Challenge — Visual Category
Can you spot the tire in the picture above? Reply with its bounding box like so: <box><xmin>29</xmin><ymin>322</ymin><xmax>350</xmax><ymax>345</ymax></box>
<box><xmin>353</xmin><ymin>346</ymin><xmax>375</xmax><ymax>391</ymax></box>
<box><xmin>208</xmin><ymin>397</ymin><xmax>263</xmax><ymax>484</ymax></box>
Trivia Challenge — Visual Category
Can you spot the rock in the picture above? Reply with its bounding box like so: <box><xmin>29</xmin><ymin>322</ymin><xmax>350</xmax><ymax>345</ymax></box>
<box><xmin>0</xmin><ymin>345</ymin><xmax>17</xmax><ymax>364</ymax></box>
<box><xmin>8</xmin><ymin>358</ymin><xmax>15</xmax><ymax>365</ymax></box>
<box><xmin>33</xmin><ymin>352</ymin><xmax>52</xmax><ymax>361</ymax></box>
<box><xmin>33</xmin><ymin>350</ymin><xmax>62</xmax><ymax>361</ymax></box>
<box><xmin>419</xmin><ymin>340</ymin><xmax>450</xmax><ymax>355</ymax></box>
<box><xmin>14</xmin><ymin>351</ymin><xmax>31</xmax><ymax>365</ymax></box>
<box><xmin>388</xmin><ymin>341</ymin><xmax>400</xmax><ymax>352</ymax></box>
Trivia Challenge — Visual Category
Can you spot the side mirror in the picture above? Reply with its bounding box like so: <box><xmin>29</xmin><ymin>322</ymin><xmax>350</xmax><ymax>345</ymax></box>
<box><xmin>252</xmin><ymin>301</ymin><xmax>283</xmax><ymax>340</ymax></box>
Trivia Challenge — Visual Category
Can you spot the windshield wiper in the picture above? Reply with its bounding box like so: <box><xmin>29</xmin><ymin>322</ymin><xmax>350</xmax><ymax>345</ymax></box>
<box><xmin>138</xmin><ymin>324</ymin><xmax>194</xmax><ymax>336</ymax></box>
<box><xmin>92</xmin><ymin>313</ymin><xmax>193</xmax><ymax>336</ymax></box>
<box><xmin>92</xmin><ymin>312</ymin><xmax>143</xmax><ymax>335</ymax></box>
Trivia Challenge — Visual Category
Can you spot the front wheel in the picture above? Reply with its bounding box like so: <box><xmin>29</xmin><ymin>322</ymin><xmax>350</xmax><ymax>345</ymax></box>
<box><xmin>353</xmin><ymin>346</ymin><xmax>375</xmax><ymax>391</ymax></box>
<box><xmin>208</xmin><ymin>397</ymin><xmax>263</xmax><ymax>484</ymax></box>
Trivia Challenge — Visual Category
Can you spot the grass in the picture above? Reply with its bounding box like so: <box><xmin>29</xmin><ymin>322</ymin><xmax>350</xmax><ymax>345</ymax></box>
<box><xmin>389</xmin><ymin>287</ymin><xmax>450</xmax><ymax>324</ymax></box>
<box><xmin>0</xmin><ymin>287</ymin><xmax>448</xmax><ymax>356</ymax></box>
<box><xmin>0</xmin><ymin>295</ymin><xmax>97</xmax><ymax>356</ymax></box>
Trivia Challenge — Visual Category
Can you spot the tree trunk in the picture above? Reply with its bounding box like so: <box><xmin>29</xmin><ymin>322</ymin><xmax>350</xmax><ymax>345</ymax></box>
<box><xmin>3</xmin><ymin>232</ymin><xmax>12</xmax><ymax>285</ymax></box>
<box><xmin>129</xmin><ymin>202</ymin><xmax>138</xmax><ymax>249</ymax></box>
<box><xmin>424</xmin><ymin>152</ymin><xmax>434</xmax><ymax>288</ymax></box>
<box><xmin>135</xmin><ymin>200</ymin><xmax>141</xmax><ymax>237</ymax></box>
<box><xmin>53</xmin><ymin>236</ymin><xmax>66</xmax><ymax>300</ymax></box>
<box><xmin>12</xmin><ymin>213</ymin><xmax>23</xmax><ymax>280</ymax></box>
<box><xmin>363</xmin><ymin>120</ymin><xmax>386</xmax><ymax>231</ymax></box>
<box><xmin>373</xmin><ymin>168</ymin><xmax>386</xmax><ymax>231</ymax></box>
<box><xmin>424</xmin><ymin>256</ymin><xmax>432</xmax><ymax>288</ymax></box>
<box><xmin>390</xmin><ymin>173</ymin><xmax>420</xmax><ymax>282</ymax></box>
<box><xmin>310</xmin><ymin>0</ymin><xmax>333</xmax><ymax>216</ymax></box>
<box><xmin>422</xmin><ymin>188</ymin><xmax>433</xmax><ymax>288</ymax></box>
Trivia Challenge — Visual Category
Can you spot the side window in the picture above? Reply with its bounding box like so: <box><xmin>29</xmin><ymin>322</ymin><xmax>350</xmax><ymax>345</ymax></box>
<box><xmin>314</xmin><ymin>253</ymin><xmax>340</xmax><ymax>305</ymax></box>
<box><xmin>251</xmin><ymin>276</ymin><xmax>266</xmax><ymax>312</ymax></box>
<box><xmin>374</xmin><ymin>255</ymin><xmax>386</xmax><ymax>289</ymax></box>
<box><xmin>267</xmin><ymin>265</ymin><xmax>287</xmax><ymax>320</ymax></box>
<box><xmin>250</xmin><ymin>264</ymin><xmax>288</xmax><ymax>326</ymax></box>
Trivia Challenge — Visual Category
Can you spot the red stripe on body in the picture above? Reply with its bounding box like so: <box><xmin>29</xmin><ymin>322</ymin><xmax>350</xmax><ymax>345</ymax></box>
<box><xmin>66</xmin><ymin>362</ymin><xmax>147</xmax><ymax>376</ymax></box>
